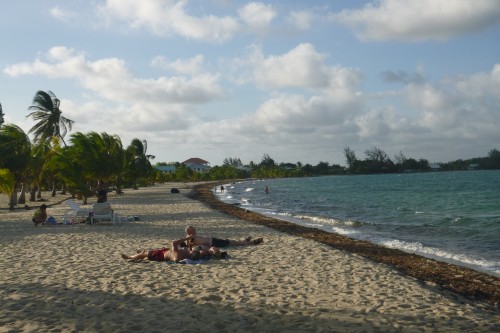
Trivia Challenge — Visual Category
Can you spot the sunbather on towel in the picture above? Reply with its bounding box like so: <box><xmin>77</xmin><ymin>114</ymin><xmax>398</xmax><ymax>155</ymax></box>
<box><xmin>121</xmin><ymin>237</ymin><xmax>202</xmax><ymax>262</ymax></box>
<box><xmin>185</xmin><ymin>225</ymin><xmax>263</xmax><ymax>248</ymax></box>
<box><xmin>121</xmin><ymin>236</ymin><xmax>229</xmax><ymax>262</ymax></box>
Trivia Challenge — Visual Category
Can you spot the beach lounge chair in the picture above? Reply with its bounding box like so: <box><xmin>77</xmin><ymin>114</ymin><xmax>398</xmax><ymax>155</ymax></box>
<box><xmin>64</xmin><ymin>199</ymin><xmax>91</xmax><ymax>223</ymax></box>
<box><xmin>90</xmin><ymin>202</ymin><xmax>117</xmax><ymax>225</ymax></box>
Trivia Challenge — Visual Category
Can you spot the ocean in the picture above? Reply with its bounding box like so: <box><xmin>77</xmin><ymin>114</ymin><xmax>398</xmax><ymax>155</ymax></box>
<box><xmin>215</xmin><ymin>170</ymin><xmax>500</xmax><ymax>277</ymax></box>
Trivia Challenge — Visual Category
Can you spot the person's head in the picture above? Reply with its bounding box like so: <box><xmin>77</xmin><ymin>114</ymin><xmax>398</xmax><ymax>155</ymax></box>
<box><xmin>209</xmin><ymin>247</ymin><xmax>227</xmax><ymax>259</ymax></box>
<box><xmin>209</xmin><ymin>246</ymin><xmax>220</xmax><ymax>256</ymax></box>
<box><xmin>189</xmin><ymin>249</ymin><xmax>201</xmax><ymax>260</ymax></box>
<box><xmin>40</xmin><ymin>204</ymin><xmax>47</xmax><ymax>210</ymax></box>
<box><xmin>185</xmin><ymin>225</ymin><xmax>196</xmax><ymax>235</ymax></box>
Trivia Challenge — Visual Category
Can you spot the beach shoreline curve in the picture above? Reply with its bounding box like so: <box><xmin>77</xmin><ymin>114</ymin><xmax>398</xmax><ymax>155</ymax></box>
<box><xmin>189</xmin><ymin>182</ymin><xmax>500</xmax><ymax>307</ymax></box>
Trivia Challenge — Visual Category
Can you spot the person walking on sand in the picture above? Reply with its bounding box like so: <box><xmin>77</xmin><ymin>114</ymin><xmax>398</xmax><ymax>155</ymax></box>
<box><xmin>121</xmin><ymin>237</ymin><xmax>202</xmax><ymax>262</ymax></box>
<box><xmin>185</xmin><ymin>225</ymin><xmax>263</xmax><ymax>248</ymax></box>
<box><xmin>32</xmin><ymin>204</ymin><xmax>48</xmax><ymax>226</ymax></box>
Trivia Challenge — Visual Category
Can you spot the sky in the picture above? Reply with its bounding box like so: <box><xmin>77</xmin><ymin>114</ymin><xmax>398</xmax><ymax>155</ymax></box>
<box><xmin>1</xmin><ymin>0</ymin><xmax>499</xmax><ymax>167</ymax></box>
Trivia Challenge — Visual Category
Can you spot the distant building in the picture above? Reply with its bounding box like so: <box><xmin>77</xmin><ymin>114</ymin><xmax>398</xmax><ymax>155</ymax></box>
<box><xmin>429</xmin><ymin>163</ymin><xmax>441</xmax><ymax>171</ymax></box>
<box><xmin>156</xmin><ymin>165</ymin><xmax>176</xmax><ymax>174</ymax></box>
<box><xmin>467</xmin><ymin>163</ymin><xmax>480</xmax><ymax>170</ymax></box>
<box><xmin>182</xmin><ymin>157</ymin><xmax>211</xmax><ymax>173</ymax></box>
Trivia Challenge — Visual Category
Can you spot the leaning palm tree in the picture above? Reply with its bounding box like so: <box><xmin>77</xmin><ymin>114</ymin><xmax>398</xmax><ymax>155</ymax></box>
<box><xmin>26</xmin><ymin>90</ymin><xmax>74</xmax><ymax>146</ymax></box>
<box><xmin>125</xmin><ymin>139</ymin><xmax>155</xmax><ymax>189</ymax></box>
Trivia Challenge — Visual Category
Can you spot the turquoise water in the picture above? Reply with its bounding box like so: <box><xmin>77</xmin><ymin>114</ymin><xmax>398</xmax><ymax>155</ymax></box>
<box><xmin>216</xmin><ymin>170</ymin><xmax>500</xmax><ymax>277</ymax></box>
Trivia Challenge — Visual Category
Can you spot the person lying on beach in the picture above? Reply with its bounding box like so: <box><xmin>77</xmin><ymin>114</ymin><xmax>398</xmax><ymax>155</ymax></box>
<box><xmin>121</xmin><ymin>237</ymin><xmax>202</xmax><ymax>262</ymax></box>
<box><xmin>185</xmin><ymin>225</ymin><xmax>263</xmax><ymax>248</ymax></box>
<box><xmin>121</xmin><ymin>236</ymin><xmax>229</xmax><ymax>262</ymax></box>
<box><xmin>32</xmin><ymin>204</ymin><xmax>47</xmax><ymax>226</ymax></box>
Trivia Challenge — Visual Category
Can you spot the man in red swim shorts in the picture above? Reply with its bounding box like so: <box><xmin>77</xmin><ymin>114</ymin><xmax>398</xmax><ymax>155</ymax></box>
<box><xmin>121</xmin><ymin>237</ymin><xmax>201</xmax><ymax>262</ymax></box>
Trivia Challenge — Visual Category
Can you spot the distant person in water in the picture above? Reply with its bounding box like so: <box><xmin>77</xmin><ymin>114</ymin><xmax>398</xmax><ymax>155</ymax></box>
<box><xmin>220</xmin><ymin>185</ymin><xmax>225</xmax><ymax>193</ymax></box>
<box><xmin>265</xmin><ymin>186</ymin><xmax>269</xmax><ymax>194</ymax></box>
<box><xmin>185</xmin><ymin>225</ymin><xmax>263</xmax><ymax>248</ymax></box>
<box><xmin>32</xmin><ymin>204</ymin><xmax>48</xmax><ymax>226</ymax></box>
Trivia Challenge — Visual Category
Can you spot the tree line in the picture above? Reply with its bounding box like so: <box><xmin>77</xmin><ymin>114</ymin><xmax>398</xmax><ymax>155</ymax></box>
<box><xmin>0</xmin><ymin>91</ymin><xmax>156</xmax><ymax>209</ymax></box>
<box><xmin>156</xmin><ymin>143</ymin><xmax>500</xmax><ymax>183</ymax></box>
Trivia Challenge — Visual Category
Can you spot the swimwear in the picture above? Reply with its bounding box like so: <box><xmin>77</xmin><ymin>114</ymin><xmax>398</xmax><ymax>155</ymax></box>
<box><xmin>148</xmin><ymin>247</ymin><xmax>168</xmax><ymax>261</ymax></box>
<box><xmin>212</xmin><ymin>238</ymin><xmax>230</xmax><ymax>248</ymax></box>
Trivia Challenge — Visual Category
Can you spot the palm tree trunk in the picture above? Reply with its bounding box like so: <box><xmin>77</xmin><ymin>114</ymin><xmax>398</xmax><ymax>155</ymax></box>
<box><xmin>29</xmin><ymin>186</ymin><xmax>36</xmax><ymax>202</ymax></box>
<box><xmin>60</xmin><ymin>183</ymin><xmax>67</xmax><ymax>195</ymax></box>
<box><xmin>51</xmin><ymin>180</ymin><xmax>56</xmax><ymax>197</ymax></box>
<box><xmin>9</xmin><ymin>193</ymin><xmax>16</xmax><ymax>210</ymax></box>
<box><xmin>11</xmin><ymin>186</ymin><xmax>19</xmax><ymax>208</ymax></box>
<box><xmin>18</xmin><ymin>182</ymin><xmax>26</xmax><ymax>204</ymax></box>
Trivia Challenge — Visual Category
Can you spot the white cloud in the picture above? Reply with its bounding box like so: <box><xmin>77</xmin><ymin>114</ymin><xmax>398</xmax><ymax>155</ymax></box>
<box><xmin>189</xmin><ymin>62</ymin><xmax>500</xmax><ymax>164</ymax></box>
<box><xmin>4</xmin><ymin>47</ymin><xmax>223</xmax><ymax>105</ymax></box>
<box><xmin>151</xmin><ymin>55</ymin><xmax>205</xmax><ymax>75</ymax></box>
<box><xmin>97</xmin><ymin>0</ymin><xmax>240</xmax><ymax>42</ymax></box>
<box><xmin>238</xmin><ymin>2</ymin><xmax>276</xmax><ymax>31</ymax></box>
<box><xmin>286</xmin><ymin>10</ymin><xmax>314</xmax><ymax>31</ymax></box>
<box><xmin>49</xmin><ymin>6</ymin><xmax>78</xmax><ymax>23</ymax></box>
<box><xmin>240</xmin><ymin>43</ymin><xmax>332</xmax><ymax>88</ymax></box>
<box><xmin>332</xmin><ymin>0</ymin><xmax>500</xmax><ymax>41</ymax></box>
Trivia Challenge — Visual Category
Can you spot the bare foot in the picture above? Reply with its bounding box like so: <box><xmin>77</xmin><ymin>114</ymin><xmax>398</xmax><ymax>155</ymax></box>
<box><xmin>121</xmin><ymin>254</ymin><xmax>131</xmax><ymax>260</ymax></box>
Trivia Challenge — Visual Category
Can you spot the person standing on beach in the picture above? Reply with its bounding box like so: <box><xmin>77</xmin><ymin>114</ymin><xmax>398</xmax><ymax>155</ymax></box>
<box><xmin>32</xmin><ymin>204</ymin><xmax>47</xmax><ymax>226</ymax></box>
<box><xmin>121</xmin><ymin>237</ymin><xmax>202</xmax><ymax>262</ymax></box>
<box><xmin>95</xmin><ymin>180</ymin><xmax>108</xmax><ymax>203</ymax></box>
<box><xmin>185</xmin><ymin>225</ymin><xmax>263</xmax><ymax>247</ymax></box>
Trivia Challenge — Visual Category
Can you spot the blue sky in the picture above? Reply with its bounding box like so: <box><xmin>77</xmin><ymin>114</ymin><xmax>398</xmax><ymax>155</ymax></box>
<box><xmin>1</xmin><ymin>0</ymin><xmax>499</xmax><ymax>166</ymax></box>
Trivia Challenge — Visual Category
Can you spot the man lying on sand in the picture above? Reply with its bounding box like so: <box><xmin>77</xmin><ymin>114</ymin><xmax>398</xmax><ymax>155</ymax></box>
<box><xmin>121</xmin><ymin>237</ymin><xmax>228</xmax><ymax>262</ymax></box>
<box><xmin>121</xmin><ymin>237</ymin><xmax>202</xmax><ymax>262</ymax></box>
<box><xmin>185</xmin><ymin>225</ymin><xmax>263</xmax><ymax>247</ymax></box>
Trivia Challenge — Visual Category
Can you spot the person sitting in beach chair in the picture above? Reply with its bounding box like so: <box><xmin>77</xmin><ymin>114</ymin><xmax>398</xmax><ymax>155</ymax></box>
<box><xmin>185</xmin><ymin>225</ymin><xmax>263</xmax><ymax>248</ymax></box>
<box><xmin>32</xmin><ymin>204</ymin><xmax>48</xmax><ymax>226</ymax></box>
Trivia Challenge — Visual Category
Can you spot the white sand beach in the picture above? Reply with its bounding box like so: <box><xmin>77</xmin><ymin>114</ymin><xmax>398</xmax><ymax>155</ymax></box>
<box><xmin>0</xmin><ymin>184</ymin><xmax>498</xmax><ymax>332</ymax></box>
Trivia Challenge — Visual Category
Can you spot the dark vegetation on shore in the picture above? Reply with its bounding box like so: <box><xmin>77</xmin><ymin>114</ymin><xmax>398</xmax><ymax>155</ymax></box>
<box><xmin>189</xmin><ymin>182</ymin><xmax>500</xmax><ymax>308</ymax></box>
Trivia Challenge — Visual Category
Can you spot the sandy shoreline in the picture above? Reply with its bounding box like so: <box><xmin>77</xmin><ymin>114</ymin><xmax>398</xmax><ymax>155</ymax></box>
<box><xmin>0</xmin><ymin>184</ymin><xmax>499</xmax><ymax>332</ymax></box>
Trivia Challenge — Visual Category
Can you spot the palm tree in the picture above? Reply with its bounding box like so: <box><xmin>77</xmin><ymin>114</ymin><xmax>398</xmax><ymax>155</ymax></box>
<box><xmin>27</xmin><ymin>140</ymin><xmax>53</xmax><ymax>201</ymax></box>
<box><xmin>0</xmin><ymin>102</ymin><xmax>5</xmax><ymax>128</ymax></box>
<box><xmin>0</xmin><ymin>124</ymin><xmax>31</xmax><ymax>208</ymax></box>
<box><xmin>0</xmin><ymin>169</ymin><xmax>16</xmax><ymax>209</ymax></box>
<box><xmin>26</xmin><ymin>91</ymin><xmax>74</xmax><ymax>146</ymax></box>
<box><xmin>125</xmin><ymin>139</ymin><xmax>155</xmax><ymax>189</ymax></box>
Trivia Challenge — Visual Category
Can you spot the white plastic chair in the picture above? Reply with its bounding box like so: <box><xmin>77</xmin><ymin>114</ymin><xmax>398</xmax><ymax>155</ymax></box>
<box><xmin>90</xmin><ymin>202</ymin><xmax>117</xmax><ymax>225</ymax></box>
<box><xmin>64</xmin><ymin>199</ymin><xmax>91</xmax><ymax>223</ymax></box>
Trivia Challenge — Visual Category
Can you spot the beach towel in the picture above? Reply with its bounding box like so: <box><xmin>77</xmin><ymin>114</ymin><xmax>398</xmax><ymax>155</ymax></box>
<box><xmin>178</xmin><ymin>259</ymin><xmax>206</xmax><ymax>264</ymax></box>
<box><xmin>167</xmin><ymin>255</ymin><xmax>229</xmax><ymax>264</ymax></box>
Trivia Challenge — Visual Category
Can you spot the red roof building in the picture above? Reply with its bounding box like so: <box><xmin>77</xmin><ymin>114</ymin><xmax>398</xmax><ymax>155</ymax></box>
<box><xmin>182</xmin><ymin>158</ymin><xmax>209</xmax><ymax>165</ymax></box>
